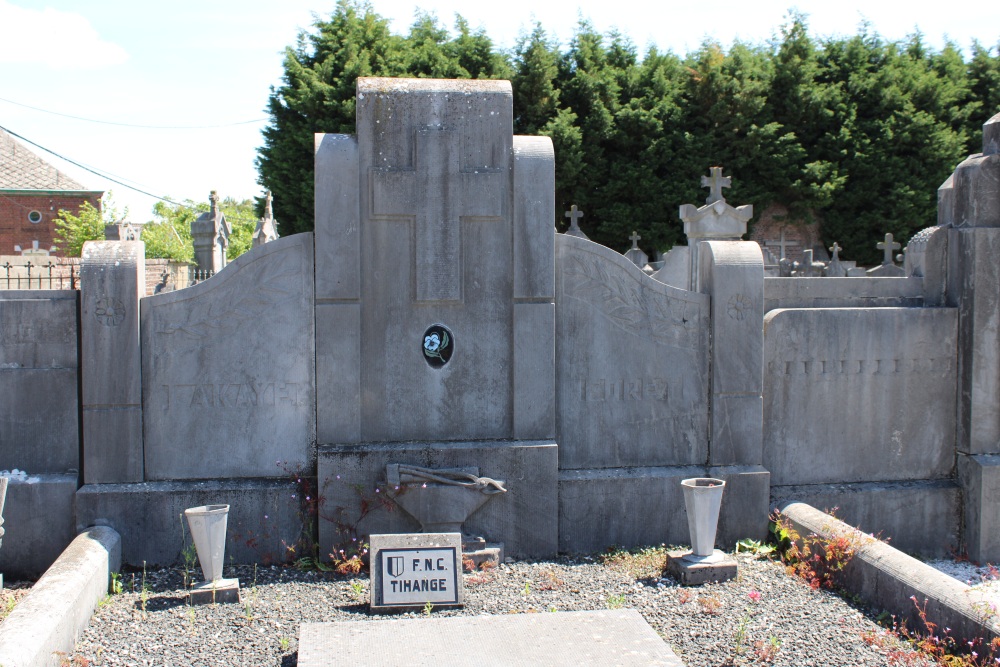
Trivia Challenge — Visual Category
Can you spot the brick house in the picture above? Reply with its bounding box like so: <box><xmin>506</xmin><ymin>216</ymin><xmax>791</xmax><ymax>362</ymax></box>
<box><xmin>0</xmin><ymin>128</ymin><xmax>103</xmax><ymax>256</ymax></box>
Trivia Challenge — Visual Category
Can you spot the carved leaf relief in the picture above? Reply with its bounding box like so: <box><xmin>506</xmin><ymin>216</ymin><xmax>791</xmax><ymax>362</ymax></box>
<box><xmin>562</xmin><ymin>254</ymin><xmax>706</xmax><ymax>350</ymax></box>
<box><xmin>156</xmin><ymin>251</ymin><xmax>302</xmax><ymax>338</ymax></box>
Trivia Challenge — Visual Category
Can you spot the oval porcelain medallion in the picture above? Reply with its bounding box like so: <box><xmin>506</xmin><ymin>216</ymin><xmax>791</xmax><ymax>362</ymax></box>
<box><xmin>422</xmin><ymin>324</ymin><xmax>454</xmax><ymax>368</ymax></box>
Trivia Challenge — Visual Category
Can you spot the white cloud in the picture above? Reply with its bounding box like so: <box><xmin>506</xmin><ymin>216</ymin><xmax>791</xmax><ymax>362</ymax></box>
<box><xmin>0</xmin><ymin>1</ymin><xmax>128</xmax><ymax>69</ymax></box>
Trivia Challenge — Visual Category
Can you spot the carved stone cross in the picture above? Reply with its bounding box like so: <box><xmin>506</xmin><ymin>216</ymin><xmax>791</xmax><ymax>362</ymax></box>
<box><xmin>372</xmin><ymin>127</ymin><xmax>503</xmax><ymax>302</ymax></box>
<box><xmin>565</xmin><ymin>205</ymin><xmax>584</xmax><ymax>232</ymax></box>
<box><xmin>701</xmin><ymin>166</ymin><xmax>731</xmax><ymax>204</ymax></box>
<box><xmin>765</xmin><ymin>229</ymin><xmax>800</xmax><ymax>260</ymax></box>
<box><xmin>877</xmin><ymin>233</ymin><xmax>901</xmax><ymax>266</ymax></box>
<box><xmin>829</xmin><ymin>242</ymin><xmax>841</xmax><ymax>262</ymax></box>
<box><xmin>629</xmin><ymin>230</ymin><xmax>641</xmax><ymax>250</ymax></box>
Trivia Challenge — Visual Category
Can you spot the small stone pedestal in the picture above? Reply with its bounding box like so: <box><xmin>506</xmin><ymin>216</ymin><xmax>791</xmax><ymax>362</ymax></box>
<box><xmin>188</xmin><ymin>578</ymin><xmax>240</xmax><ymax>605</ymax></box>
<box><xmin>462</xmin><ymin>535</ymin><xmax>503</xmax><ymax>570</ymax></box>
<box><xmin>665</xmin><ymin>549</ymin><xmax>737</xmax><ymax>586</ymax></box>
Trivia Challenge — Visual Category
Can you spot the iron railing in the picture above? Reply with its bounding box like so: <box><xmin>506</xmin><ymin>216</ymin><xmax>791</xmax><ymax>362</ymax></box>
<box><xmin>0</xmin><ymin>261</ymin><xmax>78</xmax><ymax>290</ymax></box>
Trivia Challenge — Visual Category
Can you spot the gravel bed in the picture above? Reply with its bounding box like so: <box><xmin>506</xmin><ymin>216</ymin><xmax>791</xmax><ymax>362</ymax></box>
<box><xmin>70</xmin><ymin>551</ymin><xmax>922</xmax><ymax>667</ymax></box>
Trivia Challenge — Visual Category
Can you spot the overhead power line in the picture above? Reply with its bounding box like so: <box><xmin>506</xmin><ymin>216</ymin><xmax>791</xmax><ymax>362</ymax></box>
<box><xmin>0</xmin><ymin>124</ymin><xmax>198</xmax><ymax>210</ymax></box>
<box><xmin>0</xmin><ymin>95</ymin><xmax>267</xmax><ymax>129</ymax></box>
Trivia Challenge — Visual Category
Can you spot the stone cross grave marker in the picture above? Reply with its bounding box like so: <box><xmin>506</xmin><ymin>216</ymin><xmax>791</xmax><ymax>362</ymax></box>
<box><xmin>371</xmin><ymin>127</ymin><xmax>503</xmax><ymax>302</ymax></box>
<box><xmin>877</xmin><ymin>233</ymin><xmax>901</xmax><ymax>266</ymax></box>
<box><xmin>701</xmin><ymin>166</ymin><xmax>731</xmax><ymax>204</ymax></box>
<box><xmin>829</xmin><ymin>242</ymin><xmax>841</xmax><ymax>262</ymax></box>
<box><xmin>765</xmin><ymin>229</ymin><xmax>800</xmax><ymax>261</ymax></box>
<box><xmin>629</xmin><ymin>230</ymin><xmax>641</xmax><ymax>249</ymax></box>
<box><xmin>565</xmin><ymin>205</ymin><xmax>584</xmax><ymax>231</ymax></box>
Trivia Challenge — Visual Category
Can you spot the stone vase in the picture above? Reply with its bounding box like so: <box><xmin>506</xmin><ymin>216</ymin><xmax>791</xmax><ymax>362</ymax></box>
<box><xmin>184</xmin><ymin>504</ymin><xmax>229</xmax><ymax>582</ymax></box>
<box><xmin>681</xmin><ymin>478</ymin><xmax>726</xmax><ymax>557</ymax></box>
<box><xmin>0</xmin><ymin>476</ymin><xmax>7</xmax><ymax>551</ymax></box>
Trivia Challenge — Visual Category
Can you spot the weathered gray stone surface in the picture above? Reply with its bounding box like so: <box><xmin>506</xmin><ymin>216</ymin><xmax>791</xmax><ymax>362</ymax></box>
<box><xmin>698</xmin><ymin>241</ymin><xmax>764</xmax><ymax>465</ymax></box>
<box><xmin>556</xmin><ymin>235</ymin><xmax>710</xmax><ymax>469</ymax></box>
<box><xmin>651</xmin><ymin>245</ymin><xmax>690</xmax><ymax>289</ymax></box>
<box><xmin>778</xmin><ymin>502</ymin><xmax>999</xmax><ymax>647</ymax></box>
<box><xmin>298</xmin><ymin>610</ymin><xmax>683</xmax><ymax>667</ymax></box>
<box><xmin>764</xmin><ymin>308</ymin><xmax>957</xmax><ymax>485</ymax></box>
<box><xmin>141</xmin><ymin>234</ymin><xmax>315</xmax><ymax>479</ymax></box>
<box><xmin>558</xmin><ymin>465</ymin><xmax>768</xmax><ymax>553</ymax></box>
<box><xmin>952</xmin><ymin>112</ymin><xmax>1000</xmax><ymax>229</ymax></box>
<box><xmin>0</xmin><ymin>474</ymin><xmax>77</xmax><ymax>578</ymax></box>
<box><xmin>318</xmin><ymin>441</ymin><xmax>557</xmax><ymax>559</ymax></box>
<box><xmin>315</xmin><ymin>78</ymin><xmax>556</xmax><ymax>444</ymax></box>
<box><xmin>0</xmin><ymin>526</ymin><xmax>121</xmax><ymax>667</ymax></box>
<box><xmin>950</xmin><ymin>228</ymin><xmax>1000</xmax><ymax>455</ymax></box>
<box><xmin>770</xmin><ymin>480</ymin><xmax>960</xmax><ymax>558</ymax></box>
<box><xmin>0</xmin><ymin>291</ymin><xmax>78</xmax><ymax>473</ymax></box>
<box><xmin>369</xmin><ymin>532</ymin><xmax>463</xmax><ymax>610</ymax></box>
<box><xmin>76</xmin><ymin>479</ymin><xmax>303</xmax><ymax>567</ymax></box>
<box><xmin>957</xmin><ymin>454</ymin><xmax>1000</xmax><ymax>562</ymax></box>
<box><xmin>81</xmin><ymin>240</ymin><xmax>144</xmax><ymax>483</ymax></box>
<box><xmin>764</xmin><ymin>277</ymin><xmax>924</xmax><ymax>311</ymax></box>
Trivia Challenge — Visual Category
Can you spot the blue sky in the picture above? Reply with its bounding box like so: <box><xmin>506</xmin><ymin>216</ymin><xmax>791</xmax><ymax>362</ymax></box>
<box><xmin>1</xmin><ymin>0</ymin><xmax>998</xmax><ymax>222</ymax></box>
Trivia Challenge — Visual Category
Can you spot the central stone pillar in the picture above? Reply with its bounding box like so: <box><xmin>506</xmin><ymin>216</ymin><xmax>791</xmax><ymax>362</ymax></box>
<box><xmin>315</xmin><ymin>78</ymin><xmax>558</xmax><ymax>558</ymax></box>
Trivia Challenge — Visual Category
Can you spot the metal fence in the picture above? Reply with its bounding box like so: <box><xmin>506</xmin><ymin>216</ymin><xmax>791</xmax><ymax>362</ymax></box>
<box><xmin>1</xmin><ymin>261</ymin><xmax>78</xmax><ymax>290</ymax></box>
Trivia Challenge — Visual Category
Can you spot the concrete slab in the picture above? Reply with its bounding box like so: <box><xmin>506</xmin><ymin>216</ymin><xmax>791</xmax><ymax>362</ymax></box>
<box><xmin>0</xmin><ymin>526</ymin><xmax>121</xmax><ymax>667</ymax></box>
<box><xmin>298</xmin><ymin>609</ymin><xmax>684</xmax><ymax>666</ymax></box>
<box><xmin>778</xmin><ymin>502</ymin><xmax>1000</xmax><ymax>649</ymax></box>
<box><xmin>0</xmin><ymin>473</ymin><xmax>77</xmax><ymax>579</ymax></box>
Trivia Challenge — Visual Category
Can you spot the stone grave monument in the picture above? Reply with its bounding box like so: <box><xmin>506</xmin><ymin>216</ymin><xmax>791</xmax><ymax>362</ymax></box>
<box><xmin>315</xmin><ymin>77</ymin><xmax>559</xmax><ymax>560</ymax></box>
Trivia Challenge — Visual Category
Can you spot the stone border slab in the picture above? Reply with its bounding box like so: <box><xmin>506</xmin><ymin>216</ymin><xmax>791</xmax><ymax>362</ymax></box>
<box><xmin>0</xmin><ymin>526</ymin><xmax>121</xmax><ymax>667</ymax></box>
<box><xmin>778</xmin><ymin>502</ymin><xmax>1000</xmax><ymax>646</ymax></box>
<box><xmin>298</xmin><ymin>609</ymin><xmax>684</xmax><ymax>666</ymax></box>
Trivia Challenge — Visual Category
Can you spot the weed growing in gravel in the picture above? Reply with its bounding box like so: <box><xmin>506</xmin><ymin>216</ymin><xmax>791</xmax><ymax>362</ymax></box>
<box><xmin>771</xmin><ymin>510</ymin><xmax>866</xmax><ymax>590</ymax></box>
<box><xmin>733</xmin><ymin>590</ymin><xmax>763</xmax><ymax>658</ymax></box>
<box><xmin>606</xmin><ymin>593</ymin><xmax>627</xmax><ymax>609</ymax></box>
<box><xmin>55</xmin><ymin>651</ymin><xmax>90</xmax><ymax>666</ymax></box>
<box><xmin>735</xmin><ymin>538</ymin><xmax>776</xmax><ymax>558</ymax></box>
<box><xmin>697</xmin><ymin>594</ymin><xmax>723</xmax><ymax>615</ymax></box>
<box><xmin>136</xmin><ymin>561</ymin><xmax>150</xmax><ymax>613</ymax></box>
<box><xmin>862</xmin><ymin>596</ymin><xmax>1000</xmax><ymax>667</ymax></box>
<box><xmin>464</xmin><ymin>560</ymin><xmax>496</xmax><ymax>586</ymax></box>
<box><xmin>322</xmin><ymin>473</ymin><xmax>396</xmax><ymax>574</ymax></box>
<box><xmin>753</xmin><ymin>636</ymin><xmax>782</xmax><ymax>664</ymax></box>
<box><xmin>677</xmin><ymin>588</ymin><xmax>694</xmax><ymax>604</ymax></box>
<box><xmin>600</xmin><ymin>544</ymin><xmax>669</xmax><ymax>580</ymax></box>
<box><xmin>109</xmin><ymin>571</ymin><xmax>123</xmax><ymax>595</ymax></box>
<box><xmin>1</xmin><ymin>590</ymin><xmax>18</xmax><ymax>620</ymax></box>
<box><xmin>349</xmin><ymin>579</ymin><xmax>365</xmax><ymax>602</ymax></box>
<box><xmin>423</xmin><ymin>601</ymin><xmax>433</xmax><ymax>616</ymax></box>
<box><xmin>523</xmin><ymin>580</ymin><xmax>531</xmax><ymax>597</ymax></box>
<box><xmin>279</xmin><ymin>637</ymin><xmax>290</xmax><ymax>651</ymax></box>
<box><xmin>243</xmin><ymin>565</ymin><xmax>259</xmax><ymax>621</ymax></box>
<box><xmin>536</xmin><ymin>568</ymin><xmax>564</xmax><ymax>591</ymax></box>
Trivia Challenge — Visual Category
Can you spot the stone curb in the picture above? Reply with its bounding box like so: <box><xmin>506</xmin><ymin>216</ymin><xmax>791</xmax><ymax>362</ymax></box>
<box><xmin>778</xmin><ymin>501</ymin><xmax>1000</xmax><ymax>646</ymax></box>
<box><xmin>0</xmin><ymin>526</ymin><xmax>121</xmax><ymax>667</ymax></box>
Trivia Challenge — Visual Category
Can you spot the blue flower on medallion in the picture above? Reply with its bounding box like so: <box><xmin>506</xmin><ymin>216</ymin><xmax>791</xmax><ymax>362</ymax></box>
<box><xmin>422</xmin><ymin>325</ymin><xmax>453</xmax><ymax>368</ymax></box>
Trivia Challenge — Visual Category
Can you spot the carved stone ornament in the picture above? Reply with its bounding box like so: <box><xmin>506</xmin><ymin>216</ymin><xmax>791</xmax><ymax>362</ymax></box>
<box><xmin>94</xmin><ymin>297</ymin><xmax>126</xmax><ymax>327</ymax></box>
